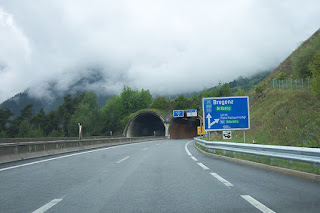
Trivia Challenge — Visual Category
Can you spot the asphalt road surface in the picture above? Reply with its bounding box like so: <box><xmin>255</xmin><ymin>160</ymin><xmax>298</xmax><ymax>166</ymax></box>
<box><xmin>0</xmin><ymin>139</ymin><xmax>319</xmax><ymax>212</ymax></box>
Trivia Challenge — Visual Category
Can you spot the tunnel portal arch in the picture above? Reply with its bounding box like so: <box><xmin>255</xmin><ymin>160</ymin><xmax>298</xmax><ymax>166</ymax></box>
<box><xmin>124</xmin><ymin>111</ymin><xmax>167</xmax><ymax>137</ymax></box>
<box><xmin>168</xmin><ymin>116</ymin><xmax>201</xmax><ymax>139</ymax></box>
<box><xmin>123</xmin><ymin>110</ymin><xmax>203</xmax><ymax>139</ymax></box>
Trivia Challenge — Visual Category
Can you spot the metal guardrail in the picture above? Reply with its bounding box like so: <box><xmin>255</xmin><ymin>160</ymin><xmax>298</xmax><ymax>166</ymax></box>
<box><xmin>194</xmin><ymin>138</ymin><xmax>320</xmax><ymax>164</ymax></box>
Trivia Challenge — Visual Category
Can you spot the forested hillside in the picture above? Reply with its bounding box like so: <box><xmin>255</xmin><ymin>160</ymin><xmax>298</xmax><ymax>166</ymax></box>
<box><xmin>0</xmin><ymin>81</ymin><xmax>245</xmax><ymax>138</ymax></box>
<box><xmin>240</xmin><ymin>28</ymin><xmax>320</xmax><ymax>148</ymax></box>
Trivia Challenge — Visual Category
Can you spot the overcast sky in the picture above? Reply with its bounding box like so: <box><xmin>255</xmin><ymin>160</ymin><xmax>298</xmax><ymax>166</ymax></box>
<box><xmin>0</xmin><ymin>0</ymin><xmax>319</xmax><ymax>103</ymax></box>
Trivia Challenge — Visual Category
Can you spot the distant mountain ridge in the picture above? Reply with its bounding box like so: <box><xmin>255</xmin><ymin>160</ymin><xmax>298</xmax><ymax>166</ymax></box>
<box><xmin>0</xmin><ymin>70</ymin><xmax>271</xmax><ymax>116</ymax></box>
<box><xmin>0</xmin><ymin>73</ymin><xmax>112</xmax><ymax>116</ymax></box>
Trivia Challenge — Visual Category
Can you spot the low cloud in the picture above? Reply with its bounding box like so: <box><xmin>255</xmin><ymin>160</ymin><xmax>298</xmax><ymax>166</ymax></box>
<box><xmin>0</xmin><ymin>0</ymin><xmax>320</xmax><ymax>103</ymax></box>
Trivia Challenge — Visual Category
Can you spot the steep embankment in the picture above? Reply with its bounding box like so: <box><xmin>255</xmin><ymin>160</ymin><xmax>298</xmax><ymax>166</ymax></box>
<box><xmin>248</xmin><ymin>89</ymin><xmax>320</xmax><ymax>147</ymax></box>
<box><xmin>247</xmin><ymin>29</ymin><xmax>320</xmax><ymax>147</ymax></box>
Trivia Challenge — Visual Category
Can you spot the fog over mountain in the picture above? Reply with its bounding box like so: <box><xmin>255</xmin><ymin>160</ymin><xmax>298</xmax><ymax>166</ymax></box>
<box><xmin>0</xmin><ymin>0</ymin><xmax>320</xmax><ymax>103</ymax></box>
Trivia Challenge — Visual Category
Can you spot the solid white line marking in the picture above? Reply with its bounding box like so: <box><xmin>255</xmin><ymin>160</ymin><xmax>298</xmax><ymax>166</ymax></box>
<box><xmin>116</xmin><ymin>156</ymin><xmax>130</xmax><ymax>164</ymax></box>
<box><xmin>210</xmin><ymin>173</ymin><xmax>234</xmax><ymax>187</ymax></box>
<box><xmin>241</xmin><ymin>195</ymin><xmax>275</xmax><ymax>213</ymax></box>
<box><xmin>32</xmin><ymin>197</ymin><xmax>64</xmax><ymax>213</ymax></box>
<box><xmin>197</xmin><ymin>163</ymin><xmax>209</xmax><ymax>170</ymax></box>
<box><xmin>185</xmin><ymin>141</ymin><xmax>193</xmax><ymax>156</ymax></box>
<box><xmin>142</xmin><ymin>148</ymin><xmax>148</xmax><ymax>150</ymax></box>
<box><xmin>191</xmin><ymin>156</ymin><xmax>198</xmax><ymax>161</ymax></box>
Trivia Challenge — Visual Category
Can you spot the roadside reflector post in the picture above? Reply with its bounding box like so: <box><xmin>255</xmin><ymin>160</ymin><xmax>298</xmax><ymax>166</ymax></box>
<box><xmin>78</xmin><ymin>123</ymin><xmax>82</xmax><ymax>140</ymax></box>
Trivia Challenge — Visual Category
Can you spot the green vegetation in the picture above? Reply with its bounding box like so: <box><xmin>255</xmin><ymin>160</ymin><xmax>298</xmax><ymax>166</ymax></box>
<box><xmin>0</xmin><ymin>82</ymin><xmax>237</xmax><ymax>138</ymax></box>
<box><xmin>309</xmin><ymin>50</ymin><xmax>320</xmax><ymax>94</ymax></box>
<box><xmin>291</xmin><ymin>31</ymin><xmax>320</xmax><ymax>79</ymax></box>
<box><xmin>277</xmin><ymin>72</ymin><xmax>287</xmax><ymax>80</ymax></box>
<box><xmin>195</xmin><ymin>142</ymin><xmax>319</xmax><ymax>175</ymax></box>
<box><xmin>1</xmin><ymin>28</ymin><xmax>319</xmax><ymax>149</ymax></box>
<box><xmin>207</xmin><ymin>89</ymin><xmax>320</xmax><ymax>148</ymax></box>
<box><xmin>204</xmin><ymin>29</ymin><xmax>320</xmax><ymax>148</ymax></box>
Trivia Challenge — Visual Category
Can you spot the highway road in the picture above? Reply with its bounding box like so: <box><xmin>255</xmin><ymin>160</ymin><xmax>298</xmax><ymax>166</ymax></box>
<box><xmin>0</xmin><ymin>139</ymin><xmax>319</xmax><ymax>212</ymax></box>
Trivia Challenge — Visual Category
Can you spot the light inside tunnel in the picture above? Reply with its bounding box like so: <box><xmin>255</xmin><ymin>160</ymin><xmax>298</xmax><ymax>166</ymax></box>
<box><xmin>127</xmin><ymin>114</ymin><xmax>165</xmax><ymax>137</ymax></box>
<box><xmin>169</xmin><ymin>117</ymin><xmax>200</xmax><ymax>139</ymax></box>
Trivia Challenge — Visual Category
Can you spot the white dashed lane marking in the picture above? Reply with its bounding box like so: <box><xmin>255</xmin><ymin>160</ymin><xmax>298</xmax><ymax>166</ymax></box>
<box><xmin>191</xmin><ymin>156</ymin><xmax>198</xmax><ymax>161</ymax></box>
<box><xmin>32</xmin><ymin>196</ymin><xmax>65</xmax><ymax>213</ymax></box>
<box><xmin>116</xmin><ymin>156</ymin><xmax>130</xmax><ymax>164</ymax></box>
<box><xmin>241</xmin><ymin>195</ymin><xmax>276</xmax><ymax>213</ymax></box>
<box><xmin>210</xmin><ymin>173</ymin><xmax>234</xmax><ymax>188</ymax></box>
<box><xmin>197</xmin><ymin>163</ymin><xmax>209</xmax><ymax>170</ymax></box>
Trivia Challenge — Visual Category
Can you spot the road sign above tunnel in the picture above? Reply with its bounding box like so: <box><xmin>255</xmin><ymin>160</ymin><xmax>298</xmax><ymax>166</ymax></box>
<box><xmin>187</xmin><ymin>109</ymin><xmax>197</xmax><ymax>117</ymax></box>
<box><xmin>202</xmin><ymin>96</ymin><xmax>250</xmax><ymax>131</ymax></box>
<box><xmin>173</xmin><ymin>110</ymin><xmax>184</xmax><ymax>118</ymax></box>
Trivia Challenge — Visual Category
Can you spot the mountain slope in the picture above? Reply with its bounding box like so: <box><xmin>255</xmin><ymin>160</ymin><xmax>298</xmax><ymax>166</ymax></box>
<box><xmin>246</xmin><ymin>28</ymin><xmax>320</xmax><ymax>147</ymax></box>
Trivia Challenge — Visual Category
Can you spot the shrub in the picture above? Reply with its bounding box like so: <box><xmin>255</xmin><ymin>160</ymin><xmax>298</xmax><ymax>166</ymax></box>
<box><xmin>277</xmin><ymin>72</ymin><xmax>287</xmax><ymax>80</ymax></box>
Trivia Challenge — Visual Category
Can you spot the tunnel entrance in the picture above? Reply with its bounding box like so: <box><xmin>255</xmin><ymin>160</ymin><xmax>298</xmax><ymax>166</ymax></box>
<box><xmin>169</xmin><ymin>117</ymin><xmax>200</xmax><ymax>139</ymax></box>
<box><xmin>126</xmin><ymin>113</ymin><xmax>165</xmax><ymax>137</ymax></box>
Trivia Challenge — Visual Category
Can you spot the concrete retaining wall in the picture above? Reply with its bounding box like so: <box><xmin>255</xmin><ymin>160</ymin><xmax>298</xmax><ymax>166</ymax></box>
<box><xmin>0</xmin><ymin>137</ymin><xmax>165</xmax><ymax>164</ymax></box>
<box><xmin>0</xmin><ymin>136</ymin><xmax>113</xmax><ymax>144</ymax></box>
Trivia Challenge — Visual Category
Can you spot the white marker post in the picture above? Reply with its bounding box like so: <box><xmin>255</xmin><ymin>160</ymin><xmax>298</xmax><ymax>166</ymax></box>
<box><xmin>78</xmin><ymin>123</ymin><xmax>82</xmax><ymax>140</ymax></box>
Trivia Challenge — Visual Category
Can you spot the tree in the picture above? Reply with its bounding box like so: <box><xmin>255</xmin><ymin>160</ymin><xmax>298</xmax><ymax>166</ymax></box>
<box><xmin>119</xmin><ymin>87</ymin><xmax>152</xmax><ymax>117</ymax></box>
<box><xmin>291</xmin><ymin>33</ymin><xmax>320</xmax><ymax>78</ymax></box>
<box><xmin>138</xmin><ymin>89</ymin><xmax>152</xmax><ymax>109</ymax></box>
<box><xmin>309</xmin><ymin>50</ymin><xmax>320</xmax><ymax>94</ymax></box>
<box><xmin>234</xmin><ymin>89</ymin><xmax>247</xmax><ymax>96</ymax></box>
<box><xmin>173</xmin><ymin>95</ymin><xmax>189</xmax><ymax>109</ymax></box>
<box><xmin>68</xmin><ymin>92</ymin><xmax>101</xmax><ymax>136</ymax></box>
<box><xmin>101</xmin><ymin>96</ymin><xmax>122</xmax><ymax>135</ymax></box>
<box><xmin>150</xmin><ymin>96</ymin><xmax>169</xmax><ymax>110</ymax></box>
<box><xmin>277</xmin><ymin>72</ymin><xmax>287</xmax><ymax>80</ymax></box>
<box><xmin>0</xmin><ymin>108</ymin><xmax>14</xmax><ymax>137</ymax></box>
<box><xmin>31</xmin><ymin>108</ymin><xmax>46</xmax><ymax>130</ymax></box>
<box><xmin>218</xmin><ymin>83</ymin><xmax>231</xmax><ymax>97</ymax></box>
<box><xmin>43</xmin><ymin>110</ymin><xmax>61</xmax><ymax>136</ymax></box>
<box><xmin>17</xmin><ymin>103</ymin><xmax>33</xmax><ymax>125</ymax></box>
<box><xmin>18</xmin><ymin>121</ymin><xmax>44</xmax><ymax>138</ymax></box>
<box><xmin>57</xmin><ymin>93</ymin><xmax>85</xmax><ymax>136</ymax></box>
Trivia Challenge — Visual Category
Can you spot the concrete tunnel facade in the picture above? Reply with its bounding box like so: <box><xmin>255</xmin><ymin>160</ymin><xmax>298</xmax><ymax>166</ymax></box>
<box><xmin>123</xmin><ymin>111</ymin><xmax>201</xmax><ymax>139</ymax></box>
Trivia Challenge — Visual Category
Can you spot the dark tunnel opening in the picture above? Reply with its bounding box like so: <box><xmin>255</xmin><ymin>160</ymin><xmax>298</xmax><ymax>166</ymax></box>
<box><xmin>127</xmin><ymin>114</ymin><xmax>165</xmax><ymax>137</ymax></box>
<box><xmin>169</xmin><ymin>117</ymin><xmax>200</xmax><ymax>139</ymax></box>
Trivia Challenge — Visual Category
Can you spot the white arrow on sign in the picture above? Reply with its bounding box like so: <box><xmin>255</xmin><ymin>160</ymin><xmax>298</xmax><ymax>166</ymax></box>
<box><xmin>206</xmin><ymin>113</ymin><xmax>219</xmax><ymax>128</ymax></box>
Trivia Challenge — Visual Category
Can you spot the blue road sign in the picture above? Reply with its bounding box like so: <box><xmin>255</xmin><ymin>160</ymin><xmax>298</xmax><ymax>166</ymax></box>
<box><xmin>173</xmin><ymin>110</ymin><xmax>184</xmax><ymax>117</ymax></box>
<box><xmin>202</xmin><ymin>96</ymin><xmax>250</xmax><ymax>131</ymax></box>
<box><xmin>186</xmin><ymin>109</ymin><xmax>197</xmax><ymax>117</ymax></box>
